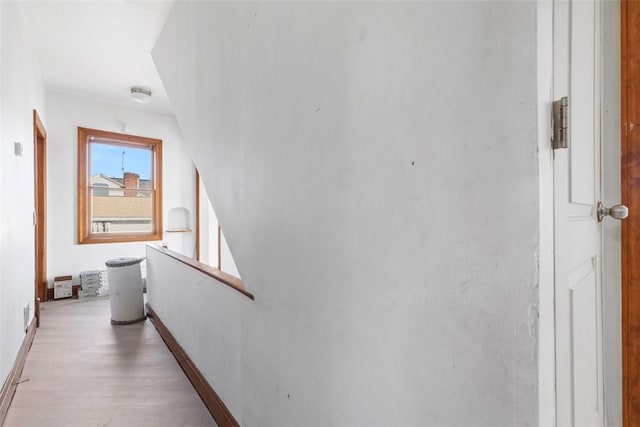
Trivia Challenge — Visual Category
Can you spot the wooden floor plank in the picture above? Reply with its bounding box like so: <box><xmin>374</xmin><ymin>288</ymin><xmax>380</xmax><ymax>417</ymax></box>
<box><xmin>3</xmin><ymin>297</ymin><xmax>217</xmax><ymax>427</ymax></box>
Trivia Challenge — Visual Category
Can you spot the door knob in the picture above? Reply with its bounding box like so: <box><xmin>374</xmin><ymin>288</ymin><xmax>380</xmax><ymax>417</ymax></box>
<box><xmin>597</xmin><ymin>202</ymin><xmax>629</xmax><ymax>222</ymax></box>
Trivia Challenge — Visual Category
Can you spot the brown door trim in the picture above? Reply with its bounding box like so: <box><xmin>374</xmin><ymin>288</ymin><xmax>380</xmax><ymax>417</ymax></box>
<box><xmin>621</xmin><ymin>1</ymin><xmax>635</xmax><ymax>425</ymax></box>
<box><xmin>33</xmin><ymin>110</ymin><xmax>47</xmax><ymax>312</ymax></box>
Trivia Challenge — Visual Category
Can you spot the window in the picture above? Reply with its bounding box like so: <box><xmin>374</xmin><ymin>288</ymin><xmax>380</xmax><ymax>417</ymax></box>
<box><xmin>93</xmin><ymin>183</ymin><xmax>109</xmax><ymax>196</ymax></box>
<box><xmin>77</xmin><ymin>127</ymin><xmax>162</xmax><ymax>244</ymax></box>
<box><xmin>196</xmin><ymin>171</ymin><xmax>240</xmax><ymax>278</ymax></box>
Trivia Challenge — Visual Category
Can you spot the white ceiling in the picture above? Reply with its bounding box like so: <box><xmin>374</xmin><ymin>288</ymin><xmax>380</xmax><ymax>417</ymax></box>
<box><xmin>20</xmin><ymin>0</ymin><xmax>175</xmax><ymax>114</ymax></box>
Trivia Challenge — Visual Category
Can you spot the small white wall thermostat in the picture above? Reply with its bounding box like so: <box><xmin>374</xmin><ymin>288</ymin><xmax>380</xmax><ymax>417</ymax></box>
<box><xmin>14</xmin><ymin>142</ymin><xmax>23</xmax><ymax>157</ymax></box>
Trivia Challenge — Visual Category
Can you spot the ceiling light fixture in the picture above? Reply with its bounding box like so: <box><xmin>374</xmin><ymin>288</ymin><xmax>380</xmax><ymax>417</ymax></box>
<box><xmin>130</xmin><ymin>86</ymin><xmax>152</xmax><ymax>104</ymax></box>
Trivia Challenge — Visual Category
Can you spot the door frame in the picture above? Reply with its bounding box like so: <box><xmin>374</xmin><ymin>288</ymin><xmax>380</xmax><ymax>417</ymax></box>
<box><xmin>613</xmin><ymin>0</ymin><xmax>640</xmax><ymax>423</ymax></box>
<box><xmin>621</xmin><ymin>1</ymin><xmax>633</xmax><ymax>424</ymax></box>
<box><xmin>33</xmin><ymin>110</ymin><xmax>47</xmax><ymax>318</ymax></box>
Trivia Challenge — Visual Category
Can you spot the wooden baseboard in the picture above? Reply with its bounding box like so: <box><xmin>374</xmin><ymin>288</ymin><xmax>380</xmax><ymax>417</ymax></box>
<box><xmin>146</xmin><ymin>303</ymin><xmax>239</xmax><ymax>427</ymax></box>
<box><xmin>0</xmin><ymin>318</ymin><xmax>37</xmax><ymax>425</ymax></box>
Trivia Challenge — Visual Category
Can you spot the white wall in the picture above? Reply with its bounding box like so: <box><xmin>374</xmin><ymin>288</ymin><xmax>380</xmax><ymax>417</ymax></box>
<box><xmin>146</xmin><ymin>246</ymin><xmax>245</xmax><ymax>417</ymax></box>
<box><xmin>152</xmin><ymin>2</ymin><xmax>540</xmax><ymax>425</ymax></box>
<box><xmin>0</xmin><ymin>0</ymin><xmax>45</xmax><ymax>389</ymax></box>
<box><xmin>45</xmin><ymin>90</ymin><xmax>196</xmax><ymax>284</ymax></box>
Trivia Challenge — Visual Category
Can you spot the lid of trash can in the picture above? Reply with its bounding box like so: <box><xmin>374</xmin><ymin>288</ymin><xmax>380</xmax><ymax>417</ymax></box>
<box><xmin>105</xmin><ymin>257</ymin><xmax>145</xmax><ymax>268</ymax></box>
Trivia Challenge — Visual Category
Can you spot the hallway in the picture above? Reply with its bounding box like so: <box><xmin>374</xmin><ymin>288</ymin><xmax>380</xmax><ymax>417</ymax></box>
<box><xmin>3</xmin><ymin>298</ymin><xmax>217</xmax><ymax>426</ymax></box>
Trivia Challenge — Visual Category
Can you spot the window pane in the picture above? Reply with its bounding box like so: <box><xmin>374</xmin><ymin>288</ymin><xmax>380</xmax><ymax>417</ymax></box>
<box><xmin>90</xmin><ymin>142</ymin><xmax>154</xmax><ymax>234</ymax></box>
<box><xmin>91</xmin><ymin>189</ymin><xmax>154</xmax><ymax>234</ymax></box>
<box><xmin>90</xmin><ymin>142</ymin><xmax>152</xmax><ymax>181</ymax></box>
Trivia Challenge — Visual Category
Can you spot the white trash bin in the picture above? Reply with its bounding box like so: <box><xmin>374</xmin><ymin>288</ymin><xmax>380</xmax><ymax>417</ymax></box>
<box><xmin>105</xmin><ymin>257</ymin><xmax>146</xmax><ymax>325</ymax></box>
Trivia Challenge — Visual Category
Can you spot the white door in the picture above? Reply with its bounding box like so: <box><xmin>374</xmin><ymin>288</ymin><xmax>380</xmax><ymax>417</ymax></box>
<box><xmin>553</xmin><ymin>0</ymin><xmax>604</xmax><ymax>426</ymax></box>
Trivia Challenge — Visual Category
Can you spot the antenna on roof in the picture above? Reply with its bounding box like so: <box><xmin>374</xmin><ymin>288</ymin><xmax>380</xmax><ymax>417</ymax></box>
<box><xmin>121</xmin><ymin>150</ymin><xmax>125</xmax><ymax>176</ymax></box>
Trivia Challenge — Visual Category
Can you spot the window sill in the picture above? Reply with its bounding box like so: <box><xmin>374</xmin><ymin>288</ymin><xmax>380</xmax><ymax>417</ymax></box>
<box><xmin>147</xmin><ymin>244</ymin><xmax>253</xmax><ymax>300</ymax></box>
<box><xmin>79</xmin><ymin>233</ymin><xmax>162</xmax><ymax>245</ymax></box>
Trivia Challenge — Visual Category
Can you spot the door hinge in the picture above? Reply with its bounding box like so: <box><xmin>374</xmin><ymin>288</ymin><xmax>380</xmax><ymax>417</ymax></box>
<box><xmin>552</xmin><ymin>97</ymin><xmax>569</xmax><ymax>150</ymax></box>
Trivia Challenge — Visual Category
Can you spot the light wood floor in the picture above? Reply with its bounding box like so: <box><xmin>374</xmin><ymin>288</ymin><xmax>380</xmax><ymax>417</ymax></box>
<box><xmin>3</xmin><ymin>297</ymin><xmax>217</xmax><ymax>427</ymax></box>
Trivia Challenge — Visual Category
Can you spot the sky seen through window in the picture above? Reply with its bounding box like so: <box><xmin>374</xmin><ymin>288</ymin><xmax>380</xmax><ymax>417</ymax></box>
<box><xmin>90</xmin><ymin>142</ymin><xmax>152</xmax><ymax>180</ymax></box>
